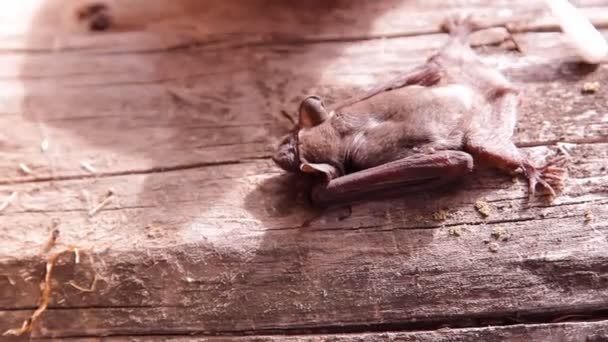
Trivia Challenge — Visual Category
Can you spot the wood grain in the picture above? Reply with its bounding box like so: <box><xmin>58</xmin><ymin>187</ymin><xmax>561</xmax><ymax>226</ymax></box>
<box><xmin>54</xmin><ymin>320</ymin><xmax>608</xmax><ymax>341</ymax></box>
<box><xmin>0</xmin><ymin>0</ymin><xmax>607</xmax><ymax>339</ymax></box>
<box><xmin>1</xmin><ymin>143</ymin><xmax>607</xmax><ymax>336</ymax></box>
<box><xmin>0</xmin><ymin>1</ymin><xmax>606</xmax><ymax>185</ymax></box>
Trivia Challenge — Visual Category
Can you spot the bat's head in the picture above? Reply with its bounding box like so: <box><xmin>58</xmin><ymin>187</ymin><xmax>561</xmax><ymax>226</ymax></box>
<box><xmin>272</xmin><ymin>96</ymin><xmax>331</xmax><ymax>174</ymax></box>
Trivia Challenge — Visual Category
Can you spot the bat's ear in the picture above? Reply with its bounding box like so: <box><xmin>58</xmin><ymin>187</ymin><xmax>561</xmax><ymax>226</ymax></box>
<box><xmin>300</xmin><ymin>162</ymin><xmax>338</xmax><ymax>182</ymax></box>
<box><xmin>298</xmin><ymin>96</ymin><xmax>329</xmax><ymax>128</ymax></box>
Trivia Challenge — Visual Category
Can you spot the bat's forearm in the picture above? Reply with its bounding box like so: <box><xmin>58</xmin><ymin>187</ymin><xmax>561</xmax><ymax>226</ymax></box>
<box><xmin>330</xmin><ymin>63</ymin><xmax>442</xmax><ymax>112</ymax></box>
<box><xmin>311</xmin><ymin>151</ymin><xmax>473</xmax><ymax>206</ymax></box>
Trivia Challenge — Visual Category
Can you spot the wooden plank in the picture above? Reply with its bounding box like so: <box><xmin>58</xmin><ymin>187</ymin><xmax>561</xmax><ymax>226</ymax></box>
<box><xmin>0</xmin><ymin>143</ymin><xmax>606</xmax><ymax>337</ymax></box>
<box><xmin>1</xmin><ymin>0</ymin><xmax>606</xmax><ymax>52</ymax></box>
<box><xmin>1</xmin><ymin>141</ymin><xmax>606</xmax><ymax>257</ymax></box>
<box><xmin>1</xmin><ymin>29</ymin><xmax>607</xmax><ymax>184</ymax></box>
<box><xmin>54</xmin><ymin>320</ymin><xmax>608</xmax><ymax>341</ymax></box>
<box><xmin>1</xmin><ymin>213</ymin><xmax>607</xmax><ymax>337</ymax></box>
<box><xmin>1</xmin><ymin>0</ymin><xmax>608</xmax><ymax>339</ymax></box>
<box><xmin>0</xmin><ymin>1</ymin><xmax>606</xmax><ymax>186</ymax></box>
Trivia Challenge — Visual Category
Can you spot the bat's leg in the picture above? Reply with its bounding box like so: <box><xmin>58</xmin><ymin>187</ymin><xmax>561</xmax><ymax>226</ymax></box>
<box><xmin>329</xmin><ymin>15</ymin><xmax>480</xmax><ymax>115</ymax></box>
<box><xmin>432</xmin><ymin>14</ymin><xmax>516</xmax><ymax>93</ymax></box>
<box><xmin>438</xmin><ymin>14</ymin><xmax>568</xmax><ymax>198</ymax></box>
<box><xmin>330</xmin><ymin>62</ymin><xmax>442</xmax><ymax>112</ymax></box>
<box><xmin>429</xmin><ymin>14</ymin><xmax>480</xmax><ymax>65</ymax></box>
<box><xmin>311</xmin><ymin>151</ymin><xmax>473</xmax><ymax>206</ymax></box>
<box><xmin>465</xmin><ymin>92</ymin><xmax>567</xmax><ymax>199</ymax></box>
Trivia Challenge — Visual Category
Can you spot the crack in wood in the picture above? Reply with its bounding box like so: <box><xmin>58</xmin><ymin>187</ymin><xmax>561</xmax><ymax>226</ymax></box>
<box><xmin>2</xmin><ymin>204</ymin><xmax>157</xmax><ymax>215</ymax></box>
<box><xmin>283</xmin><ymin>204</ymin><xmax>596</xmax><ymax>233</ymax></box>
<box><xmin>4</xmin><ymin>19</ymin><xmax>606</xmax><ymax>57</ymax></box>
<box><xmin>0</xmin><ymin>304</ymin><xmax>189</xmax><ymax>312</ymax></box>
<box><xmin>0</xmin><ymin>159</ymin><xmax>252</xmax><ymax>186</ymax></box>
<box><xmin>1</xmin><ymin>134</ymin><xmax>606</xmax><ymax>187</ymax></box>
<box><xmin>307</xmin><ymin>213</ymin><xmax>582</xmax><ymax>233</ymax></box>
<box><xmin>8</xmin><ymin>308</ymin><xmax>608</xmax><ymax>339</ymax></box>
<box><xmin>73</xmin><ymin>19</ymin><xmax>608</xmax><ymax>56</ymax></box>
<box><xmin>63</xmin><ymin>68</ymin><xmax>249</xmax><ymax>88</ymax></box>
<box><xmin>516</xmin><ymin>136</ymin><xmax>608</xmax><ymax>147</ymax></box>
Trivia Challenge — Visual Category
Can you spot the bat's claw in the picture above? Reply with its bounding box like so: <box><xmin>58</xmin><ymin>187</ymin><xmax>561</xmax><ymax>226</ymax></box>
<box><xmin>440</xmin><ymin>13</ymin><xmax>479</xmax><ymax>35</ymax></box>
<box><xmin>522</xmin><ymin>156</ymin><xmax>568</xmax><ymax>200</ymax></box>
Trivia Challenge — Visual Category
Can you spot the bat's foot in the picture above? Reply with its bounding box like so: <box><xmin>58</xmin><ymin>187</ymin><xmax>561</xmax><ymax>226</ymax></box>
<box><xmin>522</xmin><ymin>156</ymin><xmax>568</xmax><ymax>200</ymax></box>
<box><xmin>440</xmin><ymin>13</ymin><xmax>480</xmax><ymax>35</ymax></box>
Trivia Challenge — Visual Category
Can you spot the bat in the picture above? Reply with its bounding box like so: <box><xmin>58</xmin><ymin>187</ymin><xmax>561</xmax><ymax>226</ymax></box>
<box><xmin>273</xmin><ymin>15</ymin><xmax>567</xmax><ymax>206</ymax></box>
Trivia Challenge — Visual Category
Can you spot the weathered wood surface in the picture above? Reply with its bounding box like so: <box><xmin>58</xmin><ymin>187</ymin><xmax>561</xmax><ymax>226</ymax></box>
<box><xmin>0</xmin><ymin>0</ymin><xmax>607</xmax><ymax>340</ymax></box>
<box><xmin>57</xmin><ymin>320</ymin><xmax>608</xmax><ymax>341</ymax></box>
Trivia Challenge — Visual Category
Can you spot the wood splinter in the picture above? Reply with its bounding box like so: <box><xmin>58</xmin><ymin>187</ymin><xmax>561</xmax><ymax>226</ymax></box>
<box><xmin>40</xmin><ymin>139</ymin><xmax>49</xmax><ymax>152</ymax></box>
<box><xmin>18</xmin><ymin>163</ymin><xmax>33</xmax><ymax>175</ymax></box>
<box><xmin>0</xmin><ymin>274</ymin><xmax>16</xmax><ymax>286</ymax></box>
<box><xmin>80</xmin><ymin>161</ymin><xmax>97</xmax><ymax>174</ymax></box>
<box><xmin>88</xmin><ymin>188</ymin><xmax>115</xmax><ymax>217</ymax></box>
<box><xmin>69</xmin><ymin>274</ymin><xmax>98</xmax><ymax>292</ymax></box>
<box><xmin>0</xmin><ymin>191</ymin><xmax>18</xmax><ymax>212</ymax></box>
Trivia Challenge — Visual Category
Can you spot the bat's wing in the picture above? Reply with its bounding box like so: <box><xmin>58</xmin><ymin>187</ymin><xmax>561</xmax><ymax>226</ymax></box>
<box><xmin>329</xmin><ymin>62</ymin><xmax>441</xmax><ymax>113</ymax></box>
<box><xmin>311</xmin><ymin>150</ymin><xmax>473</xmax><ymax>206</ymax></box>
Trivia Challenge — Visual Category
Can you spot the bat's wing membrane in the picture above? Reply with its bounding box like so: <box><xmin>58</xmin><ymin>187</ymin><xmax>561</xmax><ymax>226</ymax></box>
<box><xmin>329</xmin><ymin>63</ymin><xmax>441</xmax><ymax>113</ymax></box>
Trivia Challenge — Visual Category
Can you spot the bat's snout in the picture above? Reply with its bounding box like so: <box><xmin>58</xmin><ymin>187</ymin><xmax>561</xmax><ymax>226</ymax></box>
<box><xmin>272</xmin><ymin>134</ymin><xmax>301</xmax><ymax>173</ymax></box>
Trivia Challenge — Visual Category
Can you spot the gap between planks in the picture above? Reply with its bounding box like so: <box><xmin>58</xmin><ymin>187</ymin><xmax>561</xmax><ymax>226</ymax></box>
<box><xmin>3</xmin><ymin>307</ymin><xmax>608</xmax><ymax>338</ymax></box>
<box><xmin>9</xmin><ymin>13</ymin><xmax>608</xmax><ymax>56</ymax></box>
<box><xmin>2</xmin><ymin>135</ymin><xmax>607</xmax><ymax>186</ymax></box>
